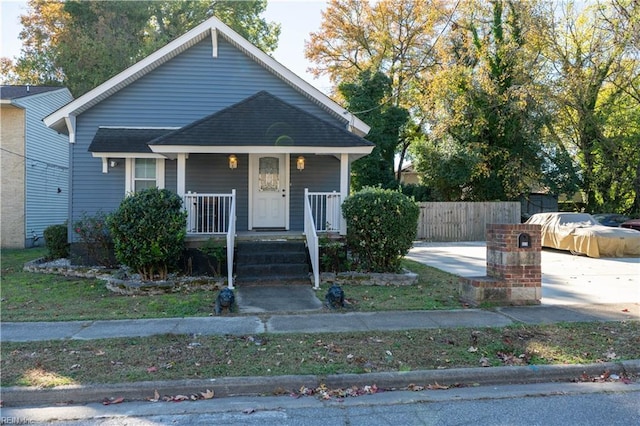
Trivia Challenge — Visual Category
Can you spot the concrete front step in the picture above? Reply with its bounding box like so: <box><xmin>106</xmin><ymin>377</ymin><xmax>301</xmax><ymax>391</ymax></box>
<box><xmin>235</xmin><ymin>240</ymin><xmax>310</xmax><ymax>284</ymax></box>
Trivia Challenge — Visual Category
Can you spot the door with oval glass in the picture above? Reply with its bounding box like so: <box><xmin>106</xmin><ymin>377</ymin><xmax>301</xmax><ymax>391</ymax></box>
<box><xmin>250</xmin><ymin>154</ymin><xmax>288</xmax><ymax>229</ymax></box>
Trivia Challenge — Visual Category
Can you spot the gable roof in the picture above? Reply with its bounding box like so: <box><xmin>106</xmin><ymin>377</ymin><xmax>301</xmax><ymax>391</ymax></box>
<box><xmin>149</xmin><ymin>91</ymin><xmax>374</xmax><ymax>151</ymax></box>
<box><xmin>89</xmin><ymin>127</ymin><xmax>175</xmax><ymax>153</ymax></box>
<box><xmin>44</xmin><ymin>16</ymin><xmax>369</xmax><ymax>138</ymax></box>
<box><xmin>1</xmin><ymin>86</ymin><xmax>66</xmax><ymax>101</ymax></box>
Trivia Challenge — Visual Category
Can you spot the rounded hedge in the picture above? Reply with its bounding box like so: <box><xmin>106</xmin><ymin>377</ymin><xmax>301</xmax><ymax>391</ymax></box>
<box><xmin>106</xmin><ymin>188</ymin><xmax>187</xmax><ymax>281</ymax></box>
<box><xmin>341</xmin><ymin>187</ymin><xmax>419</xmax><ymax>272</ymax></box>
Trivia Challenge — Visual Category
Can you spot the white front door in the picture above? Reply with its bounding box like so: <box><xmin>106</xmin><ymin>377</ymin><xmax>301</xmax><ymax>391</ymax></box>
<box><xmin>250</xmin><ymin>154</ymin><xmax>288</xmax><ymax>229</ymax></box>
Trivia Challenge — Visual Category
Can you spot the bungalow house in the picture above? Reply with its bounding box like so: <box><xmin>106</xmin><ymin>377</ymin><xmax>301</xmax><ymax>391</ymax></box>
<box><xmin>1</xmin><ymin>85</ymin><xmax>73</xmax><ymax>248</ymax></box>
<box><xmin>44</xmin><ymin>16</ymin><xmax>374</xmax><ymax>288</ymax></box>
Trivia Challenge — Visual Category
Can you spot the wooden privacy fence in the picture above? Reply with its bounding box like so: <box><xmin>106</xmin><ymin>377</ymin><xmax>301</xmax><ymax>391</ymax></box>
<box><xmin>416</xmin><ymin>202</ymin><xmax>521</xmax><ymax>241</ymax></box>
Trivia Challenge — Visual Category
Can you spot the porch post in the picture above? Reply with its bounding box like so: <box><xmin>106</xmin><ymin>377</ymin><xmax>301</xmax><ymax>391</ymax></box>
<box><xmin>340</xmin><ymin>153</ymin><xmax>349</xmax><ymax>235</ymax></box>
<box><xmin>176</xmin><ymin>154</ymin><xmax>186</xmax><ymax>197</ymax></box>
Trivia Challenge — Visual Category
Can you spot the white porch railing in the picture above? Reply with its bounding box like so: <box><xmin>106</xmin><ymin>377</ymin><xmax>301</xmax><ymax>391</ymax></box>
<box><xmin>304</xmin><ymin>189</ymin><xmax>344</xmax><ymax>289</ymax></box>
<box><xmin>306</xmin><ymin>190</ymin><xmax>343</xmax><ymax>232</ymax></box>
<box><xmin>304</xmin><ymin>189</ymin><xmax>320</xmax><ymax>289</ymax></box>
<box><xmin>184</xmin><ymin>192</ymin><xmax>235</xmax><ymax>235</ymax></box>
<box><xmin>226</xmin><ymin>189</ymin><xmax>236</xmax><ymax>289</ymax></box>
<box><xmin>183</xmin><ymin>191</ymin><xmax>236</xmax><ymax>288</ymax></box>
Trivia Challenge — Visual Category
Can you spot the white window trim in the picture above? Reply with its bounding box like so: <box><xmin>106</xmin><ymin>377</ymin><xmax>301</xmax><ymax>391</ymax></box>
<box><xmin>125</xmin><ymin>158</ymin><xmax>165</xmax><ymax>194</ymax></box>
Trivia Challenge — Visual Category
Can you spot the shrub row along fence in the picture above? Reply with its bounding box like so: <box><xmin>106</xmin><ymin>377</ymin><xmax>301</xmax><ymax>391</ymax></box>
<box><xmin>416</xmin><ymin>202</ymin><xmax>521</xmax><ymax>241</ymax></box>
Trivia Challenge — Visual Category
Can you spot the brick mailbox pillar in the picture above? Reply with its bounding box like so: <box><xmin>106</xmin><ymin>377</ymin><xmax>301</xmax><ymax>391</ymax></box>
<box><xmin>459</xmin><ymin>224</ymin><xmax>541</xmax><ymax>305</ymax></box>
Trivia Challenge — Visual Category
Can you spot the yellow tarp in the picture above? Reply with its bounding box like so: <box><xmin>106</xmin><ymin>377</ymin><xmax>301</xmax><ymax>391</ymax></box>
<box><xmin>526</xmin><ymin>213</ymin><xmax>640</xmax><ymax>258</ymax></box>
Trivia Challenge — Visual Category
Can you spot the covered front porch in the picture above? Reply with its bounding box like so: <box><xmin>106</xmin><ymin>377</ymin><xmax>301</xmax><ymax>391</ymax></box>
<box><xmin>183</xmin><ymin>188</ymin><xmax>344</xmax><ymax>290</ymax></box>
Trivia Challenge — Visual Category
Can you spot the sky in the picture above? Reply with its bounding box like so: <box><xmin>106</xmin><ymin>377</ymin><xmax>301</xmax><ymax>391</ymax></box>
<box><xmin>0</xmin><ymin>0</ymin><xmax>331</xmax><ymax>92</ymax></box>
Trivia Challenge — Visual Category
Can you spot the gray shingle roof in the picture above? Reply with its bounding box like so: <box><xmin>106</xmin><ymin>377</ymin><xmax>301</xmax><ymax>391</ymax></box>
<box><xmin>0</xmin><ymin>85</ymin><xmax>64</xmax><ymax>100</ymax></box>
<box><xmin>149</xmin><ymin>91</ymin><xmax>374</xmax><ymax>148</ymax></box>
<box><xmin>88</xmin><ymin>128</ymin><xmax>173</xmax><ymax>153</ymax></box>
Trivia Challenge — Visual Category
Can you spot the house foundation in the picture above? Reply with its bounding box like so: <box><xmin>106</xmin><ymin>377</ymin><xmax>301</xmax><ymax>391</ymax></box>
<box><xmin>459</xmin><ymin>224</ymin><xmax>542</xmax><ymax>306</ymax></box>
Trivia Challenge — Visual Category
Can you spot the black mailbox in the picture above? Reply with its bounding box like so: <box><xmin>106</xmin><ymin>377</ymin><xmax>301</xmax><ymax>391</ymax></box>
<box><xmin>518</xmin><ymin>233</ymin><xmax>531</xmax><ymax>248</ymax></box>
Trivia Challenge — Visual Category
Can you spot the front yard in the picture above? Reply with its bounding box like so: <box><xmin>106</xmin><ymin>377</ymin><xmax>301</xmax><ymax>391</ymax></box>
<box><xmin>1</xmin><ymin>248</ymin><xmax>462</xmax><ymax>322</ymax></box>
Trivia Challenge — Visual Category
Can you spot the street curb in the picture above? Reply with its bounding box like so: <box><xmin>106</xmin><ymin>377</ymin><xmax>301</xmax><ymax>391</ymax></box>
<box><xmin>3</xmin><ymin>360</ymin><xmax>639</xmax><ymax>407</ymax></box>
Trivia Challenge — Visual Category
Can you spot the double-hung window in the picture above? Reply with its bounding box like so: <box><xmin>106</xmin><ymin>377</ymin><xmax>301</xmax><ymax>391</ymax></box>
<box><xmin>126</xmin><ymin>158</ymin><xmax>165</xmax><ymax>194</ymax></box>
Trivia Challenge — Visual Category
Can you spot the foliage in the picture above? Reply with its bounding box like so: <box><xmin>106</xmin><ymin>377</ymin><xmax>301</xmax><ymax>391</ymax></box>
<box><xmin>199</xmin><ymin>238</ymin><xmax>227</xmax><ymax>277</ymax></box>
<box><xmin>6</xmin><ymin>0</ymin><xmax>280</xmax><ymax>96</ymax></box>
<box><xmin>341</xmin><ymin>187</ymin><xmax>419</xmax><ymax>273</ymax></box>
<box><xmin>416</xmin><ymin>0</ymin><xmax>547</xmax><ymax>201</ymax></box>
<box><xmin>106</xmin><ymin>188</ymin><xmax>187</xmax><ymax>281</ymax></box>
<box><xmin>319</xmin><ymin>236</ymin><xmax>350</xmax><ymax>273</ymax></box>
<box><xmin>339</xmin><ymin>70</ymin><xmax>410</xmax><ymax>190</ymax></box>
<box><xmin>541</xmin><ymin>0</ymin><xmax>640</xmax><ymax>214</ymax></box>
<box><xmin>398</xmin><ymin>183</ymin><xmax>433</xmax><ymax>202</ymax></box>
<box><xmin>73</xmin><ymin>212</ymin><xmax>116</xmax><ymax>268</ymax></box>
<box><xmin>306</xmin><ymin>0</ymin><xmax>448</xmax><ymax>176</ymax></box>
<box><xmin>43</xmin><ymin>224</ymin><xmax>68</xmax><ymax>260</ymax></box>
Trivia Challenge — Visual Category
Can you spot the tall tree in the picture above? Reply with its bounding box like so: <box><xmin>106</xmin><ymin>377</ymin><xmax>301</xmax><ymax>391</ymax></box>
<box><xmin>306</xmin><ymin>0</ymin><xmax>450</xmax><ymax>178</ymax></box>
<box><xmin>415</xmin><ymin>0</ymin><xmax>548</xmax><ymax>201</ymax></box>
<box><xmin>339</xmin><ymin>70</ymin><xmax>409</xmax><ymax>191</ymax></box>
<box><xmin>5</xmin><ymin>0</ymin><xmax>280</xmax><ymax>96</ymax></box>
<box><xmin>542</xmin><ymin>0</ymin><xmax>640</xmax><ymax>214</ymax></box>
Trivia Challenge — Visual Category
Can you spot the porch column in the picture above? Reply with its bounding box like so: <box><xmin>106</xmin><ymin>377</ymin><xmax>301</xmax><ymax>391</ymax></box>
<box><xmin>340</xmin><ymin>153</ymin><xmax>349</xmax><ymax>235</ymax></box>
<box><xmin>176</xmin><ymin>153</ymin><xmax>186</xmax><ymax>197</ymax></box>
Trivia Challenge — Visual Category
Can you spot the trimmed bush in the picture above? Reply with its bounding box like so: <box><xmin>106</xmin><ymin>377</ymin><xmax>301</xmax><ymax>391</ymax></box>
<box><xmin>43</xmin><ymin>224</ymin><xmax>69</xmax><ymax>260</ymax></box>
<box><xmin>106</xmin><ymin>188</ymin><xmax>187</xmax><ymax>281</ymax></box>
<box><xmin>73</xmin><ymin>212</ymin><xmax>116</xmax><ymax>267</ymax></box>
<box><xmin>342</xmin><ymin>187</ymin><xmax>419</xmax><ymax>272</ymax></box>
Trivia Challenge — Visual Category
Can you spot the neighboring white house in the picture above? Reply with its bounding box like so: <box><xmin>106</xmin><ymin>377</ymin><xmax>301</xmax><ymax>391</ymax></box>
<box><xmin>1</xmin><ymin>85</ymin><xmax>73</xmax><ymax>248</ymax></box>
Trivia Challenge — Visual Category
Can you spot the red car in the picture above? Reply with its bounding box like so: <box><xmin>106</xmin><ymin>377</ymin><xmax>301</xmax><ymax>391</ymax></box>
<box><xmin>621</xmin><ymin>218</ymin><xmax>640</xmax><ymax>231</ymax></box>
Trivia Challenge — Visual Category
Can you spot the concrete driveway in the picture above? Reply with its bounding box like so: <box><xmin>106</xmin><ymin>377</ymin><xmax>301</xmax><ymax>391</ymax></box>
<box><xmin>406</xmin><ymin>241</ymin><xmax>640</xmax><ymax>305</ymax></box>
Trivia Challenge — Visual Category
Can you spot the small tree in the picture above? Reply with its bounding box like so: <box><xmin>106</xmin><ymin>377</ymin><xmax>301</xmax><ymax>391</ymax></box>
<box><xmin>342</xmin><ymin>187</ymin><xmax>419</xmax><ymax>273</ymax></box>
<box><xmin>106</xmin><ymin>188</ymin><xmax>187</xmax><ymax>281</ymax></box>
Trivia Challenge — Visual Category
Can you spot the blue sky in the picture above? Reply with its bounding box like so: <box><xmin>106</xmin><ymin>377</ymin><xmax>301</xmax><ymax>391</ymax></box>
<box><xmin>0</xmin><ymin>0</ymin><xmax>331</xmax><ymax>92</ymax></box>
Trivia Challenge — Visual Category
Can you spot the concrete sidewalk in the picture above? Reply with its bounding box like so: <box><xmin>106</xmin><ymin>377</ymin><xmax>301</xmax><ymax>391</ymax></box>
<box><xmin>1</xmin><ymin>303</ymin><xmax>638</xmax><ymax>343</ymax></box>
<box><xmin>2</xmin><ymin>304</ymin><xmax>639</xmax><ymax>408</ymax></box>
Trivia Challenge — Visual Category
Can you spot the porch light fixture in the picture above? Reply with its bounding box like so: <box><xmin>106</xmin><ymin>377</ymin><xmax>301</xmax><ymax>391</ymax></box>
<box><xmin>228</xmin><ymin>154</ymin><xmax>238</xmax><ymax>169</ymax></box>
<box><xmin>109</xmin><ymin>160</ymin><xmax>118</xmax><ymax>168</ymax></box>
<box><xmin>296</xmin><ymin>156</ymin><xmax>305</xmax><ymax>171</ymax></box>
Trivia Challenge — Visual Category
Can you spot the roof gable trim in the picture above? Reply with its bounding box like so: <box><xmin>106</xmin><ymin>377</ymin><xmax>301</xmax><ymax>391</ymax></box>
<box><xmin>43</xmin><ymin>16</ymin><xmax>369</xmax><ymax>137</ymax></box>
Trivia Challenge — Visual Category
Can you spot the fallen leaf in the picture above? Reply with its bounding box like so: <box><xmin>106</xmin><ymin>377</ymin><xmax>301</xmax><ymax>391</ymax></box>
<box><xmin>427</xmin><ymin>382</ymin><xmax>450</xmax><ymax>390</ymax></box>
<box><xmin>467</xmin><ymin>346</ymin><xmax>478</xmax><ymax>352</ymax></box>
<box><xmin>102</xmin><ymin>396</ymin><xmax>124</xmax><ymax>405</ymax></box>
<box><xmin>621</xmin><ymin>309</ymin><xmax>629</xmax><ymax>312</ymax></box>
<box><xmin>200</xmin><ymin>389</ymin><xmax>214</xmax><ymax>399</ymax></box>
<box><xmin>147</xmin><ymin>366</ymin><xmax>158</xmax><ymax>373</ymax></box>
<box><xmin>479</xmin><ymin>356</ymin><xmax>491</xmax><ymax>367</ymax></box>
<box><xmin>243</xmin><ymin>408</ymin><xmax>256</xmax><ymax>414</ymax></box>
<box><xmin>147</xmin><ymin>389</ymin><xmax>160</xmax><ymax>402</ymax></box>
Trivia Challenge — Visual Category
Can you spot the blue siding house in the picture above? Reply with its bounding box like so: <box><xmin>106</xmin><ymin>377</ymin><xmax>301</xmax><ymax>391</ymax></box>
<box><xmin>44</xmin><ymin>16</ymin><xmax>373</xmax><ymax>288</ymax></box>
<box><xmin>1</xmin><ymin>86</ymin><xmax>73</xmax><ymax>248</ymax></box>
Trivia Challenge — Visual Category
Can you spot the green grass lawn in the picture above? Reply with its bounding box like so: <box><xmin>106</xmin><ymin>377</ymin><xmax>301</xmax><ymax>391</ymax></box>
<box><xmin>1</xmin><ymin>249</ymin><xmax>463</xmax><ymax>322</ymax></box>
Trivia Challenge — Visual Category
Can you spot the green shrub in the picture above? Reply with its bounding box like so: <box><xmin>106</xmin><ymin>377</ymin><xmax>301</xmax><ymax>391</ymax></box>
<box><xmin>74</xmin><ymin>212</ymin><xmax>116</xmax><ymax>267</ymax></box>
<box><xmin>43</xmin><ymin>224</ymin><xmax>69</xmax><ymax>260</ymax></box>
<box><xmin>199</xmin><ymin>238</ymin><xmax>227</xmax><ymax>277</ymax></box>
<box><xmin>341</xmin><ymin>187</ymin><xmax>419</xmax><ymax>272</ymax></box>
<box><xmin>319</xmin><ymin>236</ymin><xmax>350</xmax><ymax>273</ymax></box>
<box><xmin>106</xmin><ymin>188</ymin><xmax>187</xmax><ymax>281</ymax></box>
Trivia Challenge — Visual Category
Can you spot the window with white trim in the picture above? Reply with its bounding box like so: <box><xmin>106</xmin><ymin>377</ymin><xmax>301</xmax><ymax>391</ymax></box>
<box><xmin>134</xmin><ymin>158</ymin><xmax>157</xmax><ymax>191</ymax></box>
<box><xmin>125</xmin><ymin>158</ymin><xmax>165</xmax><ymax>194</ymax></box>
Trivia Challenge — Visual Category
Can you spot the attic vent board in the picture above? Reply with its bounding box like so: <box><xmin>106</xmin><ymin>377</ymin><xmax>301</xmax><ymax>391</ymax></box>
<box><xmin>210</xmin><ymin>28</ymin><xmax>218</xmax><ymax>58</ymax></box>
